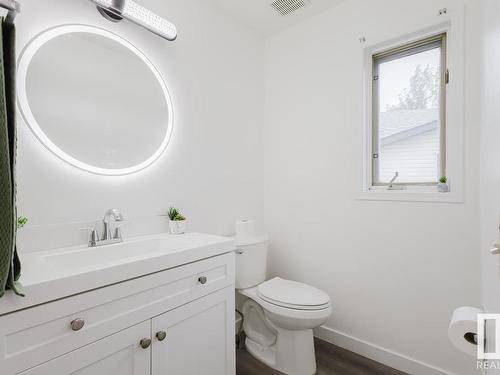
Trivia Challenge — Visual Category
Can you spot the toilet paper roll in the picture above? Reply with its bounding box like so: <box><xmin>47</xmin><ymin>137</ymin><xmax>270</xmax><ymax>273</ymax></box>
<box><xmin>448</xmin><ymin>306</ymin><xmax>482</xmax><ymax>356</ymax></box>
<box><xmin>235</xmin><ymin>220</ymin><xmax>255</xmax><ymax>242</ymax></box>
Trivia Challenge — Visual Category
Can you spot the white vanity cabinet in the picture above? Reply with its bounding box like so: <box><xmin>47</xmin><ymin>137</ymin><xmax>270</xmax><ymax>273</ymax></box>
<box><xmin>0</xmin><ymin>251</ymin><xmax>235</xmax><ymax>375</ymax></box>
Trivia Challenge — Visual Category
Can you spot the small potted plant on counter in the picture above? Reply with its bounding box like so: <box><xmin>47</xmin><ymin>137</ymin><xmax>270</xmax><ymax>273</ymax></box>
<box><xmin>168</xmin><ymin>207</ymin><xmax>186</xmax><ymax>235</ymax></box>
<box><xmin>438</xmin><ymin>176</ymin><xmax>449</xmax><ymax>192</ymax></box>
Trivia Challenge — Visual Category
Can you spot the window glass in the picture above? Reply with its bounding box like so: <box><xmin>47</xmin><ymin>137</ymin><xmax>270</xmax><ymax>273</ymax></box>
<box><xmin>373</xmin><ymin>38</ymin><xmax>444</xmax><ymax>185</ymax></box>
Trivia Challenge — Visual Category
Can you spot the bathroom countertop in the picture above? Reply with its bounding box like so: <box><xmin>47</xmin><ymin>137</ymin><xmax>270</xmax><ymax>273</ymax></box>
<box><xmin>0</xmin><ymin>232</ymin><xmax>235</xmax><ymax>316</ymax></box>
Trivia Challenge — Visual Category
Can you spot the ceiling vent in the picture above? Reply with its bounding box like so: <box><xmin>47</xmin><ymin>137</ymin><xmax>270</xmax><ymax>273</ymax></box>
<box><xmin>270</xmin><ymin>0</ymin><xmax>310</xmax><ymax>16</ymax></box>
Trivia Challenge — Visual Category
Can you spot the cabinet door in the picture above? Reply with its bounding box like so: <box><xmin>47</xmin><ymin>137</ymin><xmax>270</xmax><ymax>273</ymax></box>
<box><xmin>19</xmin><ymin>321</ymin><xmax>151</xmax><ymax>375</ymax></box>
<box><xmin>152</xmin><ymin>286</ymin><xmax>235</xmax><ymax>375</ymax></box>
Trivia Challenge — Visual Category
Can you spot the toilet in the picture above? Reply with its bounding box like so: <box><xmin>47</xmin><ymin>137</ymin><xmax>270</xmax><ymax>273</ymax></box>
<box><xmin>235</xmin><ymin>232</ymin><xmax>332</xmax><ymax>375</ymax></box>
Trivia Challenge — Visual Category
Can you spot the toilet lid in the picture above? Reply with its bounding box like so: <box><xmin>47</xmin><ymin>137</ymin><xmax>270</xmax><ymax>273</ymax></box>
<box><xmin>257</xmin><ymin>277</ymin><xmax>330</xmax><ymax>310</ymax></box>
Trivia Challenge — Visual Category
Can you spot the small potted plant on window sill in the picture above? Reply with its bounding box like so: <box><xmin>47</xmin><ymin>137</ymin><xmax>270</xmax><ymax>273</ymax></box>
<box><xmin>438</xmin><ymin>176</ymin><xmax>449</xmax><ymax>192</ymax></box>
<box><xmin>168</xmin><ymin>207</ymin><xmax>186</xmax><ymax>235</ymax></box>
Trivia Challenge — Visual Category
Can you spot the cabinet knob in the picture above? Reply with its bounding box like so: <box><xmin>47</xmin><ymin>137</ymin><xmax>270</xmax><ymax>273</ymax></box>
<box><xmin>140</xmin><ymin>338</ymin><xmax>152</xmax><ymax>349</ymax></box>
<box><xmin>156</xmin><ymin>331</ymin><xmax>167</xmax><ymax>341</ymax></box>
<box><xmin>198</xmin><ymin>276</ymin><xmax>207</xmax><ymax>285</ymax></box>
<box><xmin>70</xmin><ymin>318</ymin><xmax>85</xmax><ymax>331</ymax></box>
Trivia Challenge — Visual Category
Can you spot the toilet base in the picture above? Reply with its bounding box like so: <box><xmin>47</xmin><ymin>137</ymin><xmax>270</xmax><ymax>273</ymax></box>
<box><xmin>239</xmin><ymin>286</ymin><xmax>330</xmax><ymax>375</ymax></box>
<box><xmin>245</xmin><ymin>337</ymin><xmax>277</xmax><ymax>368</ymax></box>
<box><xmin>245</xmin><ymin>327</ymin><xmax>317</xmax><ymax>375</ymax></box>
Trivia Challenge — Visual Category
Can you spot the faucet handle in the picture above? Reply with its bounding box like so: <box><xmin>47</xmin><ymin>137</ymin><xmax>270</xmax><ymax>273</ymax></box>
<box><xmin>113</xmin><ymin>222</ymin><xmax>130</xmax><ymax>240</ymax></box>
<box><xmin>79</xmin><ymin>227</ymin><xmax>100</xmax><ymax>246</ymax></box>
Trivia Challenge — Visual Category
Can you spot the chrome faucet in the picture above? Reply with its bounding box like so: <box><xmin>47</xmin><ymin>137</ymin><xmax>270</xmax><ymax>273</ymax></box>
<box><xmin>80</xmin><ymin>208</ymin><xmax>126</xmax><ymax>247</ymax></box>
<box><xmin>102</xmin><ymin>208</ymin><xmax>124</xmax><ymax>240</ymax></box>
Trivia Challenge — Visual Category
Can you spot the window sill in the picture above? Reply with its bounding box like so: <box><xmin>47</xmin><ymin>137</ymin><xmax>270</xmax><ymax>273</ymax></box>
<box><xmin>356</xmin><ymin>186</ymin><xmax>463</xmax><ymax>203</ymax></box>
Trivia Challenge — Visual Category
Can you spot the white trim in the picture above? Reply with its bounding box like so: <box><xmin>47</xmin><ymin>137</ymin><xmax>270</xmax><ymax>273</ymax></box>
<box><xmin>359</xmin><ymin>6</ymin><xmax>465</xmax><ymax>203</ymax></box>
<box><xmin>17</xmin><ymin>24</ymin><xmax>174</xmax><ymax>176</ymax></box>
<box><xmin>314</xmin><ymin>326</ymin><xmax>457</xmax><ymax>375</ymax></box>
<box><xmin>356</xmin><ymin>188</ymin><xmax>463</xmax><ymax>203</ymax></box>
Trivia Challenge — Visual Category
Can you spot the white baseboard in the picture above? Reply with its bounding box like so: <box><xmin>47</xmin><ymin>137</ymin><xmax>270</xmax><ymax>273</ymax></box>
<box><xmin>314</xmin><ymin>326</ymin><xmax>457</xmax><ymax>375</ymax></box>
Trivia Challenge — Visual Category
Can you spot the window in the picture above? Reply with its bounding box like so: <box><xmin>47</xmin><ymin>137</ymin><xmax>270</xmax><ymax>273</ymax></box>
<box><xmin>371</xmin><ymin>34</ymin><xmax>447</xmax><ymax>187</ymax></box>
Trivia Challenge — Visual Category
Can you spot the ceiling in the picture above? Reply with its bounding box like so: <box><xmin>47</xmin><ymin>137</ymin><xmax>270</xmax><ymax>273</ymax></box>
<box><xmin>207</xmin><ymin>0</ymin><xmax>345</xmax><ymax>36</ymax></box>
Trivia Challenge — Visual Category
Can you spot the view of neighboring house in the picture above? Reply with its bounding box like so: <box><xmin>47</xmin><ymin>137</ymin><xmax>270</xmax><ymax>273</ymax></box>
<box><xmin>378</xmin><ymin>108</ymin><xmax>440</xmax><ymax>183</ymax></box>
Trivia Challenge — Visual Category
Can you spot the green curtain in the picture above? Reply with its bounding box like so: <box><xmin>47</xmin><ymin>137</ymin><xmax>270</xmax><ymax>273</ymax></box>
<box><xmin>0</xmin><ymin>17</ymin><xmax>23</xmax><ymax>297</ymax></box>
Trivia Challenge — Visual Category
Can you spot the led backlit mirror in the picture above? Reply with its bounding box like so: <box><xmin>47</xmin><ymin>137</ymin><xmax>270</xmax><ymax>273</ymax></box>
<box><xmin>18</xmin><ymin>25</ymin><xmax>173</xmax><ymax>175</ymax></box>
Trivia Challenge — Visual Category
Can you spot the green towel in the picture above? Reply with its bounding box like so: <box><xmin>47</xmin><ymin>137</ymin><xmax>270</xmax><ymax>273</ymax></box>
<box><xmin>0</xmin><ymin>18</ymin><xmax>23</xmax><ymax>297</ymax></box>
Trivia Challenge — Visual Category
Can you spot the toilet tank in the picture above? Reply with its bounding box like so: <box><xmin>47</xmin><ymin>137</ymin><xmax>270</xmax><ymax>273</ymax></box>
<box><xmin>235</xmin><ymin>233</ymin><xmax>269</xmax><ymax>290</ymax></box>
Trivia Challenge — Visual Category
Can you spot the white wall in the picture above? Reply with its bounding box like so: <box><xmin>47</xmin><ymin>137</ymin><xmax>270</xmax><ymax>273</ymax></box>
<box><xmin>16</xmin><ymin>0</ymin><xmax>265</xmax><ymax>252</ymax></box>
<box><xmin>480</xmin><ymin>0</ymin><xmax>500</xmax><ymax>370</ymax></box>
<box><xmin>263</xmin><ymin>1</ymin><xmax>481</xmax><ymax>374</ymax></box>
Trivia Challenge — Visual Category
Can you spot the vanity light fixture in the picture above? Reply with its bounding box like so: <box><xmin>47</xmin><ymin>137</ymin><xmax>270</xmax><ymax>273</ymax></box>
<box><xmin>0</xmin><ymin>0</ymin><xmax>21</xmax><ymax>24</ymax></box>
<box><xmin>89</xmin><ymin>0</ymin><xmax>177</xmax><ymax>41</ymax></box>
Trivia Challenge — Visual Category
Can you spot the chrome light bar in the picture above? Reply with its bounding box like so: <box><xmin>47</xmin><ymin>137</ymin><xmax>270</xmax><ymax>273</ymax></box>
<box><xmin>90</xmin><ymin>0</ymin><xmax>177</xmax><ymax>41</ymax></box>
<box><xmin>0</xmin><ymin>0</ymin><xmax>21</xmax><ymax>24</ymax></box>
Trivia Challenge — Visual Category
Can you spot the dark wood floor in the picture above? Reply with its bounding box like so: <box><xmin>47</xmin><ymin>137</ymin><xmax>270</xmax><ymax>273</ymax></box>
<box><xmin>236</xmin><ymin>338</ymin><xmax>408</xmax><ymax>375</ymax></box>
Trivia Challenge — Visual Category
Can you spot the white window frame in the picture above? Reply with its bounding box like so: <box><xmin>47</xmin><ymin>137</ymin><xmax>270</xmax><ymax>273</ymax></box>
<box><xmin>358</xmin><ymin>10</ymin><xmax>464</xmax><ymax>203</ymax></box>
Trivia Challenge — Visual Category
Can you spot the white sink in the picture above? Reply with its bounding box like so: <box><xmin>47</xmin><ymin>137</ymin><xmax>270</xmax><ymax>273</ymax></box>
<box><xmin>41</xmin><ymin>236</ymin><xmax>184</xmax><ymax>273</ymax></box>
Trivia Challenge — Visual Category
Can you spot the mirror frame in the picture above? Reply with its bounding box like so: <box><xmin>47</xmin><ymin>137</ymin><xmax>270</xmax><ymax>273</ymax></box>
<box><xmin>17</xmin><ymin>24</ymin><xmax>174</xmax><ymax>176</ymax></box>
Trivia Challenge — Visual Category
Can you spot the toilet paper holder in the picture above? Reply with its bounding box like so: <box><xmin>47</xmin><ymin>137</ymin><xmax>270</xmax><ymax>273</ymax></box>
<box><xmin>464</xmin><ymin>332</ymin><xmax>478</xmax><ymax>345</ymax></box>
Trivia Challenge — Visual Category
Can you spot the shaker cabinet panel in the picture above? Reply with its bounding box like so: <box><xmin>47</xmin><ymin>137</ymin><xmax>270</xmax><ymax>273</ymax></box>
<box><xmin>19</xmin><ymin>320</ymin><xmax>151</xmax><ymax>375</ymax></box>
<box><xmin>152</xmin><ymin>286</ymin><xmax>235</xmax><ymax>375</ymax></box>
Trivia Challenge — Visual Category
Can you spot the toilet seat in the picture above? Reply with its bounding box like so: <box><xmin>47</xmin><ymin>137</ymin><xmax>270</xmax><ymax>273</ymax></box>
<box><xmin>257</xmin><ymin>277</ymin><xmax>330</xmax><ymax>311</ymax></box>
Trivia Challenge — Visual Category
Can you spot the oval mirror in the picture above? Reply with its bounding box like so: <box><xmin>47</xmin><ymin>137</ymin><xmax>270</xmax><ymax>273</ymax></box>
<box><xmin>18</xmin><ymin>25</ymin><xmax>174</xmax><ymax>175</ymax></box>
